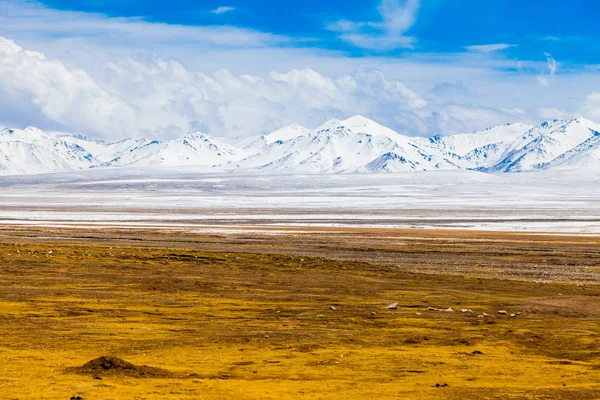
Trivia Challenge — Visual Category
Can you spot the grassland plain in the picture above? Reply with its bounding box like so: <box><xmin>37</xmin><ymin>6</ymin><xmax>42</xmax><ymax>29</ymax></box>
<box><xmin>0</xmin><ymin>226</ymin><xmax>598</xmax><ymax>399</ymax></box>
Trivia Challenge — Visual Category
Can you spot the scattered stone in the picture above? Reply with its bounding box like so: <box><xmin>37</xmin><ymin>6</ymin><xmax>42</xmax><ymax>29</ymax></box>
<box><xmin>330</xmin><ymin>306</ymin><xmax>337</xmax><ymax>311</ymax></box>
<box><xmin>93</xmin><ymin>376</ymin><xmax>102</xmax><ymax>380</ymax></box>
<box><xmin>70</xmin><ymin>397</ymin><xmax>83</xmax><ymax>400</ymax></box>
<box><xmin>497</xmin><ymin>310</ymin><xmax>508</xmax><ymax>315</ymax></box>
<box><xmin>445</xmin><ymin>308</ymin><xmax>455</xmax><ymax>312</ymax></box>
<box><xmin>510</xmin><ymin>314</ymin><xmax>517</xmax><ymax>318</ymax></box>
<box><xmin>317</xmin><ymin>314</ymin><xmax>325</xmax><ymax>317</ymax></box>
<box><xmin>386</xmin><ymin>302</ymin><xmax>399</xmax><ymax>310</ymax></box>
<box><xmin>370</xmin><ymin>311</ymin><xmax>377</xmax><ymax>316</ymax></box>
<box><xmin>460</xmin><ymin>309</ymin><xmax>472</xmax><ymax>313</ymax></box>
<box><xmin>477</xmin><ymin>315</ymin><xmax>484</xmax><ymax>318</ymax></box>
<box><xmin>472</xmin><ymin>350</ymin><xmax>483</xmax><ymax>355</ymax></box>
<box><xmin>415</xmin><ymin>312</ymin><xmax>422</xmax><ymax>316</ymax></box>
<box><xmin>427</xmin><ymin>307</ymin><xmax>440</xmax><ymax>312</ymax></box>
<box><xmin>434</xmin><ymin>383</ymin><xmax>449</xmax><ymax>388</ymax></box>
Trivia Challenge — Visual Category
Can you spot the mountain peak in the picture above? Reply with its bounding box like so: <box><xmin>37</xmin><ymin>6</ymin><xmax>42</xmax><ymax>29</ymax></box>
<box><xmin>341</xmin><ymin>115</ymin><xmax>381</xmax><ymax>128</ymax></box>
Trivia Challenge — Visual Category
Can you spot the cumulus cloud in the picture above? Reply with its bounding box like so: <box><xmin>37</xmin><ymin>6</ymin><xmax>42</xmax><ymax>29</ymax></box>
<box><xmin>327</xmin><ymin>0</ymin><xmax>420</xmax><ymax>51</ymax></box>
<box><xmin>0</xmin><ymin>36</ymin><xmax>433</xmax><ymax>138</ymax></box>
<box><xmin>101</xmin><ymin>55</ymin><xmax>430</xmax><ymax>138</ymax></box>
<box><xmin>0</xmin><ymin>36</ymin><xmax>136</xmax><ymax>138</ymax></box>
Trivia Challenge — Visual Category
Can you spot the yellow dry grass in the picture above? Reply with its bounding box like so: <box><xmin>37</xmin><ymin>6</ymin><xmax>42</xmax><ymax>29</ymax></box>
<box><xmin>0</xmin><ymin>227</ymin><xmax>598</xmax><ymax>399</ymax></box>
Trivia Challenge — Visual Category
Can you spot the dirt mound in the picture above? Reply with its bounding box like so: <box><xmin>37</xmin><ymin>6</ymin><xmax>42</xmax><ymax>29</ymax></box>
<box><xmin>65</xmin><ymin>356</ymin><xmax>174</xmax><ymax>378</ymax></box>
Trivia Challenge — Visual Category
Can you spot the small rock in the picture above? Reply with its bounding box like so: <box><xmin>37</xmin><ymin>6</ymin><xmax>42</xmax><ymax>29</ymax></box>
<box><xmin>510</xmin><ymin>314</ymin><xmax>517</xmax><ymax>318</ymax></box>
<box><xmin>330</xmin><ymin>306</ymin><xmax>337</xmax><ymax>311</ymax></box>
<box><xmin>427</xmin><ymin>307</ymin><xmax>440</xmax><ymax>312</ymax></box>
<box><xmin>434</xmin><ymin>383</ymin><xmax>449</xmax><ymax>388</ymax></box>
<box><xmin>472</xmin><ymin>350</ymin><xmax>483</xmax><ymax>355</ymax></box>
<box><xmin>497</xmin><ymin>310</ymin><xmax>508</xmax><ymax>315</ymax></box>
<box><xmin>477</xmin><ymin>315</ymin><xmax>484</xmax><ymax>318</ymax></box>
<box><xmin>370</xmin><ymin>311</ymin><xmax>377</xmax><ymax>316</ymax></box>
<box><xmin>415</xmin><ymin>312</ymin><xmax>422</xmax><ymax>316</ymax></box>
<box><xmin>386</xmin><ymin>302</ymin><xmax>399</xmax><ymax>310</ymax></box>
<box><xmin>460</xmin><ymin>309</ymin><xmax>472</xmax><ymax>313</ymax></box>
<box><xmin>445</xmin><ymin>308</ymin><xmax>455</xmax><ymax>312</ymax></box>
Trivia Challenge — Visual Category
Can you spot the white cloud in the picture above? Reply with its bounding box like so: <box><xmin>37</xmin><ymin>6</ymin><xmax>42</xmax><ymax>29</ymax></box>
<box><xmin>537</xmin><ymin>53</ymin><xmax>557</xmax><ymax>87</ymax></box>
<box><xmin>211</xmin><ymin>6</ymin><xmax>236</xmax><ymax>15</ymax></box>
<box><xmin>101</xmin><ymin>57</ymin><xmax>430</xmax><ymax>138</ymax></box>
<box><xmin>0</xmin><ymin>35</ymin><xmax>432</xmax><ymax>138</ymax></box>
<box><xmin>0</xmin><ymin>0</ymin><xmax>286</xmax><ymax>50</ymax></box>
<box><xmin>579</xmin><ymin>92</ymin><xmax>600</xmax><ymax>121</ymax></box>
<box><xmin>465</xmin><ymin>43</ymin><xmax>516</xmax><ymax>52</ymax></box>
<box><xmin>326</xmin><ymin>0</ymin><xmax>420</xmax><ymax>51</ymax></box>
<box><xmin>536</xmin><ymin>107</ymin><xmax>571</xmax><ymax>120</ymax></box>
<box><xmin>427</xmin><ymin>104</ymin><xmax>529</xmax><ymax>135</ymax></box>
<box><xmin>0</xmin><ymin>36</ymin><xmax>136</xmax><ymax>138</ymax></box>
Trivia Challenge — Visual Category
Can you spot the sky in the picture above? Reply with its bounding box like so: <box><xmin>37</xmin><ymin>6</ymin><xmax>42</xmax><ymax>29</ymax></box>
<box><xmin>0</xmin><ymin>0</ymin><xmax>599</xmax><ymax>140</ymax></box>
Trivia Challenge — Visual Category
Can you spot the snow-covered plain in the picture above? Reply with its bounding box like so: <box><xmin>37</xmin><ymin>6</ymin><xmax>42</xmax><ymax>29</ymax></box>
<box><xmin>0</xmin><ymin>168</ymin><xmax>599</xmax><ymax>233</ymax></box>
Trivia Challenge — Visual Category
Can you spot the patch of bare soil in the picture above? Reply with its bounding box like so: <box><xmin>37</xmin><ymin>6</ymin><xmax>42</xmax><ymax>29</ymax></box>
<box><xmin>65</xmin><ymin>356</ymin><xmax>174</xmax><ymax>378</ymax></box>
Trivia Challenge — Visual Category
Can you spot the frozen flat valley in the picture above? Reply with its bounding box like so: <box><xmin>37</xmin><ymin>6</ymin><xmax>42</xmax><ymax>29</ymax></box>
<box><xmin>0</xmin><ymin>168</ymin><xmax>598</xmax><ymax>233</ymax></box>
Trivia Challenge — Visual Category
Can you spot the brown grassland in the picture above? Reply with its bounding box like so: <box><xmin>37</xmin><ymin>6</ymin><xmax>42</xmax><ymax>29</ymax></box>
<box><xmin>0</xmin><ymin>225</ymin><xmax>599</xmax><ymax>399</ymax></box>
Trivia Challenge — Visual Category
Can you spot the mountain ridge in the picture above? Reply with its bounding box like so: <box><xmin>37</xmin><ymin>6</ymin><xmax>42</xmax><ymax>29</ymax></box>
<box><xmin>1</xmin><ymin>116</ymin><xmax>599</xmax><ymax>176</ymax></box>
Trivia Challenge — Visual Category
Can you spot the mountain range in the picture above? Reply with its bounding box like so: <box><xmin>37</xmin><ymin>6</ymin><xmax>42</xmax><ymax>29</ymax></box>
<box><xmin>1</xmin><ymin>116</ymin><xmax>600</xmax><ymax>176</ymax></box>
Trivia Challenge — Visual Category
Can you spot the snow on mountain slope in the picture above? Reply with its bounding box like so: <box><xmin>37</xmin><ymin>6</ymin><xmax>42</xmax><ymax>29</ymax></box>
<box><xmin>426</xmin><ymin>123</ymin><xmax>532</xmax><ymax>155</ymax></box>
<box><xmin>0</xmin><ymin>127</ymin><xmax>97</xmax><ymax>175</ymax></box>
<box><xmin>236</xmin><ymin>123</ymin><xmax>310</xmax><ymax>150</ymax></box>
<box><xmin>235</xmin><ymin>116</ymin><xmax>458</xmax><ymax>173</ymax></box>
<box><xmin>485</xmin><ymin>118</ymin><xmax>600</xmax><ymax>172</ymax></box>
<box><xmin>3</xmin><ymin>116</ymin><xmax>600</xmax><ymax>176</ymax></box>
<box><xmin>58</xmin><ymin>134</ymin><xmax>149</xmax><ymax>164</ymax></box>
<box><xmin>538</xmin><ymin>130</ymin><xmax>600</xmax><ymax>170</ymax></box>
<box><xmin>105</xmin><ymin>133</ymin><xmax>248</xmax><ymax>167</ymax></box>
<box><xmin>416</xmin><ymin>123</ymin><xmax>533</xmax><ymax>169</ymax></box>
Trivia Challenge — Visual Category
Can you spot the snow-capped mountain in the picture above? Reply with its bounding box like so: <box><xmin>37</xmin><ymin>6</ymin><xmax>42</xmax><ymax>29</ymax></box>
<box><xmin>103</xmin><ymin>133</ymin><xmax>247</xmax><ymax>167</ymax></box>
<box><xmin>235</xmin><ymin>116</ymin><xmax>458</xmax><ymax>173</ymax></box>
<box><xmin>1</xmin><ymin>116</ymin><xmax>600</xmax><ymax>176</ymax></box>
<box><xmin>420</xmin><ymin>123</ymin><xmax>533</xmax><ymax>169</ymax></box>
<box><xmin>0</xmin><ymin>127</ymin><xmax>97</xmax><ymax>175</ymax></box>
<box><xmin>483</xmin><ymin>118</ymin><xmax>600</xmax><ymax>172</ymax></box>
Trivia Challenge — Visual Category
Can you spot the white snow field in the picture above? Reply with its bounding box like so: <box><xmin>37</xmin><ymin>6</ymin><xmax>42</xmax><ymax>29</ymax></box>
<box><xmin>0</xmin><ymin>168</ymin><xmax>599</xmax><ymax>233</ymax></box>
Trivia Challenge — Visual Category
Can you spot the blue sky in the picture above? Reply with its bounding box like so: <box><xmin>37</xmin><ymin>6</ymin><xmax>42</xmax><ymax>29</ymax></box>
<box><xmin>0</xmin><ymin>0</ymin><xmax>598</xmax><ymax>139</ymax></box>
<box><xmin>38</xmin><ymin>0</ymin><xmax>600</xmax><ymax>63</ymax></box>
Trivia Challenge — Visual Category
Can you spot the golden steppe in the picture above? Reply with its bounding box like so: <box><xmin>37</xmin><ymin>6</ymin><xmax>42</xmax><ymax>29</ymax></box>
<box><xmin>0</xmin><ymin>225</ymin><xmax>599</xmax><ymax>399</ymax></box>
